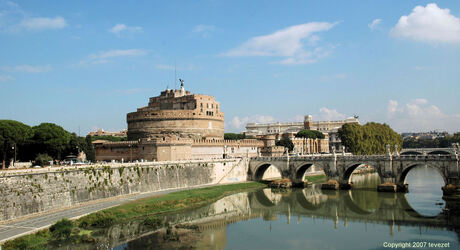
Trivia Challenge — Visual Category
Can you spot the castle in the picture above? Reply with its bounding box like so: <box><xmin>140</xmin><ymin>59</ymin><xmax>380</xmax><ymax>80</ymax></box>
<box><xmin>94</xmin><ymin>83</ymin><xmax>264</xmax><ymax>162</ymax></box>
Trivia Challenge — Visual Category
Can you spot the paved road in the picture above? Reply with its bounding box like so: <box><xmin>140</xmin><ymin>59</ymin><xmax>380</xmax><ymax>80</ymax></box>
<box><xmin>0</xmin><ymin>184</ymin><xmax>216</xmax><ymax>244</ymax></box>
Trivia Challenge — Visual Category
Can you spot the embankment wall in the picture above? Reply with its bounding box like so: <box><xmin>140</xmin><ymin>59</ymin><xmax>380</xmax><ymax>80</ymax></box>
<box><xmin>0</xmin><ymin>159</ymin><xmax>249</xmax><ymax>222</ymax></box>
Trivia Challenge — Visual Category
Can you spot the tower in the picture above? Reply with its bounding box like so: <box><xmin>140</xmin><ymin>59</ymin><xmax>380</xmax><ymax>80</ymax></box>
<box><xmin>304</xmin><ymin>115</ymin><xmax>313</xmax><ymax>129</ymax></box>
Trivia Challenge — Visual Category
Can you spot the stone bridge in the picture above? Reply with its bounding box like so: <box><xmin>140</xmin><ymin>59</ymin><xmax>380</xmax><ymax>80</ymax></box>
<box><xmin>400</xmin><ymin>147</ymin><xmax>456</xmax><ymax>155</ymax></box>
<box><xmin>249</xmin><ymin>152</ymin><xmax>460</xmax><ymax>187</ymax></box>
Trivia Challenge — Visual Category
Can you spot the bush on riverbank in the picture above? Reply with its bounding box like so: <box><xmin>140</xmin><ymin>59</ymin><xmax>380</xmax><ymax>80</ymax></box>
<box><xmin>49</xmin><ymin>218</ymin><xmax>73</xmax><ymax>241</ymax></box>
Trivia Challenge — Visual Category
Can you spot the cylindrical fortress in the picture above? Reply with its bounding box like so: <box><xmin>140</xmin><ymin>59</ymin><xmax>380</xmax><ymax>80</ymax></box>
<box><xmin>127</xmin><ymin>86</ymin><xmax>224</xmax><ymax>141</ymax></box>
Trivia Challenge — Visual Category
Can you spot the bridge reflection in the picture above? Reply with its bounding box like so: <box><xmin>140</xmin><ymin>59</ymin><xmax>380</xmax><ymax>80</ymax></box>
<box><xmin>249</xmin><ymin>187</ymin><xmax>452</xmax><ymax>229</ymax></box>
<box><xmin>99</xmin><ymin>187</ymin><xmax>460</xmax><ymax>249</ymax></box>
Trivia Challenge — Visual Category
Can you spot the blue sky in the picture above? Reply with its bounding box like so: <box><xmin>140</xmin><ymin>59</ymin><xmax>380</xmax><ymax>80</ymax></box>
<box><xmin>1</xmin><ymin>0</ymin><xmax>459</xmax><ymax>134</ymax></box>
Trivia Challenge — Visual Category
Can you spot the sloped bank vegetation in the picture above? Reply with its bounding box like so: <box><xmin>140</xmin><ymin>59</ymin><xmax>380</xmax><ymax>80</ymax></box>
<box><xmin>2</xmin><ymin>182</ymin><xmax>265</xmax><ymax>249</ymax></box>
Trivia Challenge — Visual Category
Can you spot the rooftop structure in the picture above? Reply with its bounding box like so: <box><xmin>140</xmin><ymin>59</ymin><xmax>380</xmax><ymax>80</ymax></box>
<box><xmin>88</xmin><ymin>128</ymin><xmax>127</xmax><ymax>137</ymax></box>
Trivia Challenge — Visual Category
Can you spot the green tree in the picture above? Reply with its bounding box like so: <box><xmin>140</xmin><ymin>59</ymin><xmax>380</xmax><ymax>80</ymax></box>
<box><xmin>224</xmin><ymin>133</ymin><xmax>246</xmax><ymax>140</ymax></box>
<box><xmin>296</xmin><ymin>129</ymin><xmax>325</xmax><ymax>139</ymax></box>
<box><xmin>85</xmin><ymin>135</ymin><xmax>96</xmax><ymax>162</ymax></box>
<box><xmin>31</xmin><ymin>123</ymin><xmax>71</xmax><ymax>160</ymax></box>
<box><xmin>338</xmin><ymin>122</ymin><xmax>402</xmax><ymax>155</ymax></box>
<box><xmin>0</xmin><ymin>120</ymin><xmax>33</xmax><ymax>169</ymax></box>
<box><xmin>49</xmin><ymin>218</ymin><xmax>73</xmax><ymax>242</ymax></box>
<box><xmin>34</xmin><ymin>153</ymin><xmax>53</xmax><ymax>166</ymax></box>
<box><xmin>89</xmin><ymin>135</ymin><xmax>127</xmax><ymax>142</ymax></box>
<box><xmin>276</xmin><ymin>137</ymin><xmax>294</xmax><ymax>152</ymax></box>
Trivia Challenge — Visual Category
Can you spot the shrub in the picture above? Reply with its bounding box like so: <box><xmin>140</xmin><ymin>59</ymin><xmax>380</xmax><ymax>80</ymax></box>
<box><xmin>49</xmin><ymin>218</ymin><xmax>73</xmax><ymax>241</ymax></box>
<box><xmin>34</xmin><ymin>153</ymin><xmax>52</xmax><ymax>167</ymax></box>
<box><xmin>78</xmin><ymin>211</ymin><xmax>115</xmax><ymax>228</ymax></box>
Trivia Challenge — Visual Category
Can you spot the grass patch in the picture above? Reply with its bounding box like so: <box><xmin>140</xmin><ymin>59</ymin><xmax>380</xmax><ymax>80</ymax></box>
<box><xmin>304</xmin><ymin>174</ymin><xmax>327</xmax><ymax>183</ymax></box>
<box><xmin>77</xmin><ymin>182</ymin><xmax>265</xmax><ymax>227</ymax></box>
<box><xmin>2</xmin><ymin>230</ymin><xmax>50</xmax><ymax>250</ymax></box>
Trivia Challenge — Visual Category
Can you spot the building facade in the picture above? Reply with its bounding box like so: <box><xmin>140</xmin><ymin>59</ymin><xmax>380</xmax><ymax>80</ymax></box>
<box><xmin>246</xmin><ymin>115</ymin><xmax>359</xmax><ymax>152</ymax></box>
<box><xmin>88</xmin><ymin>129</ymin><xmax>127</xmax><ymax>137</ymax></box>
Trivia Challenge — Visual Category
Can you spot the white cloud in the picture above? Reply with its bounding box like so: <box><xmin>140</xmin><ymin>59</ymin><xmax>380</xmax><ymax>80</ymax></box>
<box><xmin>387</xmin><ymin>100</ymin><xmax>398</xmax><ymax>116</ymax></box>
<box><xmin>0</xmin><ymin>64</ymin><xmax>52</xmax><ymax>73</ymax></box>
<box><xmin>228</xmin><ymin>114</ymin><xmax>276</xmax><ymax>130</ymax></box>
<box><xmin>222</xmin><ymin>22</ymin><xmax>338</xmax><ymax>65</ymax></box>
<box><xmin>390</xmin><ymin>3</ymin><xmax>460</xmax><ymax>43</ymax></box>
<box><xmin>0</xmin><ymin>2</ymin><xmax>66</xmax><ymax>32</ymax></box>
<box><xmin>386</xmin><ymin>99</ymin><xmax>460</xmax><ymax>132</ymax></box>
<box><xmin>80</xmin><ymin>49</ymin><xmax>147</xmax><ymax>65</ymax></box>
<box><xmin>192</xmin><ymin>24</ymin><xmax>215</xmax><ymax>38</ymax></box>
<box><xmin>313</xmin><ymin>107</ymin><xmax>347</xmax><ymax>121</ymax></box>
<box><xmin>0</xmin><ymin>75</ymin><xmax>13</xmax><ymax>82</ymax></box>
<box><xmin>368</xmin><ymin>19</ymin><xmax>382</xmax><ymax>30</ymax></box>
<box><xmin>109</xmin><ymin>23</ymin><xmax>143</xmax><ymax>36</ymax></box>
<box><xmin>19</xmin><ymin>16</ymin><xmax>66</xmax><ymax>31</ymax></box>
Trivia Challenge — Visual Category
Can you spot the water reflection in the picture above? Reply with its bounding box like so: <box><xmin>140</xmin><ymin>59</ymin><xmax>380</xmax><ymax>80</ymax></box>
<box><xmin>405</xmin><ymin>166</ymin><xmax>445</xmax><ymax>217</ymax></box>
<box><xmin>104</xmin><ymin>184</ymin><xmax>460</xmax><ymax>250</ymax></box>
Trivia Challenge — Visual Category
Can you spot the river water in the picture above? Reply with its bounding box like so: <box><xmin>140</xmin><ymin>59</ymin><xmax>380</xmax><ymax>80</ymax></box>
<box><xmin>88</xmin><ymin>167</ymin><xmax>458</xmax><ymax>249</ymax></box>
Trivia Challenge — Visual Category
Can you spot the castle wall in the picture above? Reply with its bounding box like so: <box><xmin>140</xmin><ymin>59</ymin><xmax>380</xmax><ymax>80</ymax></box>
<box><xmin>95</xmin><ymin>139</ymin><xmax>263</xmax><ymax>162</ymax></box>
<box><xmin>0</xmin><ymin>159</ymin><xmax>249</xmax><ymax>222</ymax></box>
<box><xmin>127</xmin><ymin>115</ymin><xmax>224</xmax><ymax>140</ymax></box>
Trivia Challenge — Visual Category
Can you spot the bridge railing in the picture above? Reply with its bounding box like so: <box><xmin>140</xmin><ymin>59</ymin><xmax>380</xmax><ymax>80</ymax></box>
<box><xmin>251</xmin><ymin>154</ymin><xmax>457</xmax><ymax>161</ymax></box>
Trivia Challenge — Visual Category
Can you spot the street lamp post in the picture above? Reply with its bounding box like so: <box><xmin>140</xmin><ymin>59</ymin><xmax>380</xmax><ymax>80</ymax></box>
<box><xmin>129</xmin><ymin>144</ymin><xmax>132</xmax><ymax>162</ymax></box>
<box><xmin>12</xmin><ymin>145</ymin><xmax>16</xmax><ymax>167</ymax></box>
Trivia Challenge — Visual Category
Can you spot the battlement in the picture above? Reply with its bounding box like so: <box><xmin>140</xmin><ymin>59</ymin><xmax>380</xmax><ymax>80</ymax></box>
<box><xmin>192</xmin><ymin>139</ymin><xmax>264</xmax><ymax>147</ymax></box>
<box><xmin>127</xmin><ymin>109</ymin><xmax>224</xmax><ymax>122</ymax></box>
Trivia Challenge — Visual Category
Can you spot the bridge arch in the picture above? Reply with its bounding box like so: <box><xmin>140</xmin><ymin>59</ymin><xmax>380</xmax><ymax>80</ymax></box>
<box><xmin>400</xmin><ymin>151</ymin><xmax>422</xmax><ymax>155</ymax></box>
<box><xmin>252</xmin><ymin>188</ymin><xmax>281</xmax><ymax>207</ymax></box>
<box><xmin>397</xmin><ymin>193</ymin><xmax>442</xmax><ymax>219</ymax></box>
<box><xmin>296</xmin><ymin>187</ymin><xmax>327</xmax><ymax>210</ymax></box>
<box><xmin>253</xmin><ymin>162</ymin><xmax>282</xmax><ymax>181</ymax></box>
<box><xmin>428</xmin><ymin>150</ymin><xmax>451</xmax><ymax>155</ymax></box>
<box><xmin>343</xmin><ymin>163</ymin><xmax>384</xmax><ymax>186</ymax></box>
<box><xmin>294</xmin><ymin>162</ymin><xmax>327</xmax><ymax>182</ymax></box>
<box><xmin>397</xmin><ymin>164</ymin><xmax>447</xmax><ymax>186</ymax></box>
<box><xmin>294</xmin><ymin>163</ymin><xmax>314</xmax><ymax>181</ymax></box>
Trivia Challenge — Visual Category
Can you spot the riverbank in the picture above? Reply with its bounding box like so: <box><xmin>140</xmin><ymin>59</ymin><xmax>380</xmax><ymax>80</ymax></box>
<box><xmin>1</xmin><ymin>182</ymin><xmax>265</xmax><ymax>249</ymax></box>
<box><xmin>305</xmin><ymin>174</ymin><xmax>327</xmax><ymax>183</ymax></box>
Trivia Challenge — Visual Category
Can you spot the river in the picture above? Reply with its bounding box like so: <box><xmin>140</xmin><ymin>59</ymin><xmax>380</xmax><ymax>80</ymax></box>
<box><xmin>71</xmin><ymin>166</ymin><xmax>459</xmax><ymax>249</ymax></box>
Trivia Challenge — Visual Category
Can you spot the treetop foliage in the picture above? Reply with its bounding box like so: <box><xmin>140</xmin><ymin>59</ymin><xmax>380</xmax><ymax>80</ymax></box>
<box><xmin>224</xmin><ymin>133</ymin><xmax>254</xmax><ymax>140</ymax></box>
<box><xmin>276</xmin><ymin>137</ymin><xmax>294</xmax><ymax>152</ymax></box>
<box><xmin>338</xmin><ymin>122</ymin><xmax>402</xmax><ymax>155</ymax></box>
<box><xmin>89</xmin><ymin>135</ymin><xmax>127</xmax><ymax>142</ymax></box>
<box><xmin>296</xmin><ymin>129</ymin><xmax>325</xmax><ymax>139</ymax></box>
<box><xmin>0</xmin><ymin>120</ymin><xmax>96</xmax><ymax>166</ymax></box>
